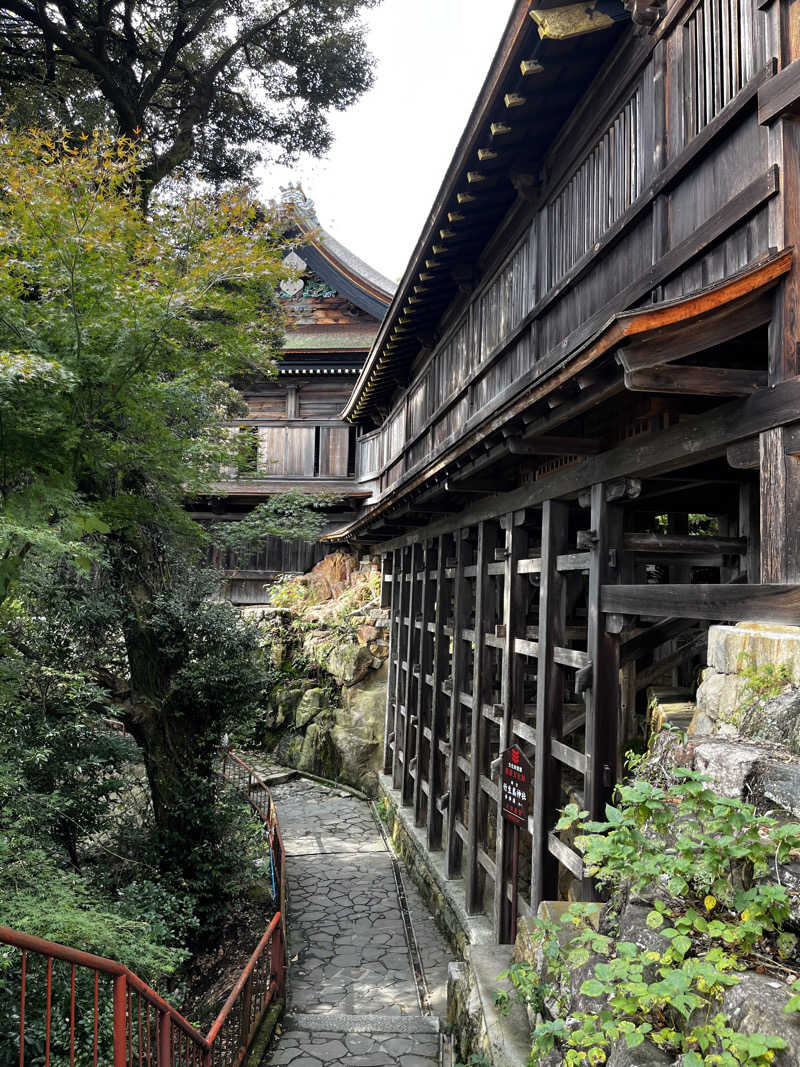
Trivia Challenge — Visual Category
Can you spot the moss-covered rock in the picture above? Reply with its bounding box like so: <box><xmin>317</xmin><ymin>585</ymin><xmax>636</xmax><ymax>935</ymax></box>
<box><xmin>295</xmin><ymin>687</ymin><xmax>327</xmax><ymax>729</ymax></box>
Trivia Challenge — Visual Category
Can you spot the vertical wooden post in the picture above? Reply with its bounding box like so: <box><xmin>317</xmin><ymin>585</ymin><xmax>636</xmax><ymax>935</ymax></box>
<box><xmin>383</xmin><ymin>550</ymin><xmax>398</xmax><ymax>776</ymax></box>
<box><xmin>271</xmin><ymin>922</ymin><xmax>286</xmax><ymax>997</ymax></box>
<box><xmin>239</xmin><ymin>975</ymin><xmax>253</xmax><ymax>1046</ymax></box>
<box><xmin>760</xmin><ymin>427</ymin><xmax>800</xmax><ymax>583</ymax></box>
<box><xmin>401</xmin><ymin>542</ymin><xmax>423</xmax><ymax>805</ymax></box>
<box><xmin>739</xmin><ymin>478</ymin><xmax>760</xmax><ymax>583</ymax></box>
<box><xmin>466</xmin><ymin>521</ymin><xmax>496</xmax><ymax>914</ymax></box>
<box><xmin>493</xmin><ymin>513</ymin><xmax>528</xmax><ymax>942</ymax></box>
<box><xmin>445</xmin><ymin>531</ymin><xmax>472</xmax><ymax>880</ymax></box>
<box><xmin>532</xmin><ymin>500</ymin><xmax>568</xmax><ymax>911</ymax></box>
<box><xmin>413</xmin><ymin>542</ymin><xmax>432</xmax><ymax>823</ymax></box>
<box><xmin>584</xmin><ymin>484</ymin><xmax>623</xmax><ymax>899</ymax></box>
<box><xmin>392</xmin><ymin>547</ymin><xmax>409</xmax><ymax>791</ymax></box>
<box><xmin>763</xmin><ymin>21</ymin><xmax>800</xmax><ymax>578</ymax></box>
<box><xmin>427</xmin><ymin>536</ymin><xmax>447</xmax><ymax>851</ymax></box>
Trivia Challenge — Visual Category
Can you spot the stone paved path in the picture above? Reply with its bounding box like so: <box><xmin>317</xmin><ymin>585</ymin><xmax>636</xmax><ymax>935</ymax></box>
<box><xmin>258</xmin><ymin>774</ymin><xmax>451</xmax><ymax>1067</ymax></box>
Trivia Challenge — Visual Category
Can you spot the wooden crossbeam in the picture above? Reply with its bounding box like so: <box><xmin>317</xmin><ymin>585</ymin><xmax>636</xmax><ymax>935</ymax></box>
<box><xmin>616</xmin><ymin>291</ymin><xmax>774</xmax><ymax>372</ymax></box>
<box><xmin>624</xmin><ymin>365</ymin><xmax>768</xmax><ymax>396</ymax></box>
<box><xmin>603</xmin><ymin>584</ymin><xmax>800</xmax><ymax>625</ymax></box>
<box><xmin>506</xmin><ymin>434</ymin><xmax>605</xmax><ymax>455</ymax></box>
<box><xmin>623</xmin><ymin>533</ymin><xmax>747</xmax><ymax>555</ymax></box>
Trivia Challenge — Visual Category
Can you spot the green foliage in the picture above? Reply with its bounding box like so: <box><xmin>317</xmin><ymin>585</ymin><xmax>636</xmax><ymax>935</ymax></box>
<box><xmin>0</xmin><ymin>126</ymin><xmax>286</xmax><ymax>607</ymax></box>
<box><xmin>0</xmin><ymin>1</ymin><xmax>380</xmax><ymax>198</ymax></box>
<box><xmin>735</xmin><ymin>654</ymin><xmax>794</xmax><ymax>721</ymax></box>
<box><xmin>513</xmin><ymin>762</ymin><xmax>800</xmax><ymax>1065</ymax></box>
<box><xmin>213</xmin><ymin>490</ymin><xmax>337</xmax><ymax>549</ymax></box>
<box><xmin>455</xmin><ymin>1055</ymin><xmax>491</xmax><ymax>1067</ymax></box>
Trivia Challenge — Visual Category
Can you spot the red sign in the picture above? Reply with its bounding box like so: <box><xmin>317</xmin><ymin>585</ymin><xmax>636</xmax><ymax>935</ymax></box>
<box><xmin>501</xmin><ymin>744</ymin><xmax>532</xmax><ymax>825</ymax></box>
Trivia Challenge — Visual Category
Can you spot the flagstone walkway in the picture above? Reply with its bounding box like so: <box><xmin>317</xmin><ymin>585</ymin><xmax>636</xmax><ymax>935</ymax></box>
<box><xmin>260</xmin><ymin>774</ymin><xmax>452</xmax><ymax>1067</ymax></box>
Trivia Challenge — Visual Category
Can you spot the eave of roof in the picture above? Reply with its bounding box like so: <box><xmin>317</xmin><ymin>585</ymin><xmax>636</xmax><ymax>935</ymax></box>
<box><xmin>342</xmin><ymin>0</ymin><xmax>631</xmax><ymax>424</ymax></box>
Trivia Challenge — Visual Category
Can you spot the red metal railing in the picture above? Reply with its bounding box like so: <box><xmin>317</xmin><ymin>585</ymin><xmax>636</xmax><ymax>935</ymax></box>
<box><xmin>0</xmin><ymin>752</ymin><xmax>285</xmax><ymax>1067</ymax></box>
<box><xmin>218</xmin><ymin>751</ymin><xmax>286</xmax><ymax>929</ymax></box>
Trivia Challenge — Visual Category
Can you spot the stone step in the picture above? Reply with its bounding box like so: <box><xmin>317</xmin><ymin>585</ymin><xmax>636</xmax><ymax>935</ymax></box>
<box><xmin>282</xmin><ymin>1013</ymin><xmax>440</xmax><ymax>1035</ymax></box>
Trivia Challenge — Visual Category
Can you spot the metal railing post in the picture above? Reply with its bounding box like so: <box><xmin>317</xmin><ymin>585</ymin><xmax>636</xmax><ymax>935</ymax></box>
<box><xmin>113</xmin><ymin>975</ymin><xmax>127</xmax><ymax>1067</ymax></box>
<box><xmin>157</xmin><ymin>1010</ymin><xmax>171</xmax><ymax>1067</ymax></box>
<box><xmin>270</xmin><ymin>924</ymin><xmax>285</xmax><ymax>998</ymax></box>
<box><xmin>239</xmin><ymin>975</ymin><xmax>253</xmax><ymax>1047</ymax></box>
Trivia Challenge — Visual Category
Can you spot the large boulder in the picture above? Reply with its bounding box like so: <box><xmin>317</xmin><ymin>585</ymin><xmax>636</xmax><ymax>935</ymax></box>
<box><xmin>295</xmin><ymin>687</ymin><xmax>327</xmax><ymax>729</ymax></box>
<box><xmin>331</xmin><ymin>663</ymin><xmax>388</xmax><ymax>792</ymax></box>
<box><xmin>740</xmin><ymin>686</ymin><xmax>800</xmax><ymax>756</ymax></box>
<box><xmin>607</xmin><ymin>1041</ymin><xmax>673</xmax><ymax>1067</ymax></box>
<box><xmin>721</xmin><ymin>973</ymin><xmax>800</xmax><ymax>1067</ymax></box>
<box><xmin>326</xmin><ymin>642</ymin><xmax>373</xmax><ymax>687</ymax></box>
<box><xmin>298</xmin><ymin>551</ymin><xmax>359</xmax><ymax>603</ymax></box>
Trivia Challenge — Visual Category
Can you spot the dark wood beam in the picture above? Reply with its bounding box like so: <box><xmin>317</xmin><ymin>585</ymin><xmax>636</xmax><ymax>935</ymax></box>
<box><xmin>623</xmin><ymin>533</ymin><xmax>747</xmax><ymax>555</ymax></box>
<box><xmin>624</xmin><ymin>365</ymin><xmax>768</xmax><ymax>396</ymax></box>
<box><xmin>758</xmin><ymin>56</ymin><xmax>800</xmax><ymax>125</ymax></box>
<box><xmin>620</xmin><ymin>617</ymin><xmax>702</xmax><ymax>666</ymax></box>
<box><xmin>506</xmin><ymin>434</ymin><xmax>605</xmax><ymax>456</ymax></box>
<box><xmin>444</xmin><ymin>478</ymin><xmax>500</xmax><ymax>495</ymax></box>
<box><xmin>616</xmin><ymin>292</ymin><xmax>774</xmax><ymax>372</ymax></box>
<box><xmin>603</xmin><ymin>584</ymin><xmax>800</xmax><ymax>625</ymax></box>
<box><xmin>728</xmin><ymin>422</ymin><xmax>800</xmax><ymax>468</ymax></box>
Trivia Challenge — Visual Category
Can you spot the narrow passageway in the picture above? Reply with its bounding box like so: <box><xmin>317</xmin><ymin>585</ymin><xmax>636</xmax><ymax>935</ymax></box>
<box><xmin>259</xmin><ymin>773</ymin><xmax>452</xmax><ymax>1066</ymax></box>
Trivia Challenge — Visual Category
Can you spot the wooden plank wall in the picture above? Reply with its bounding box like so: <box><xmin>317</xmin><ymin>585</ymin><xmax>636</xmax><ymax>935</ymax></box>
<box><xmin>357</xmin><ymin>0</ymin><xmax>775</xmax><ymax>496</ymax></box>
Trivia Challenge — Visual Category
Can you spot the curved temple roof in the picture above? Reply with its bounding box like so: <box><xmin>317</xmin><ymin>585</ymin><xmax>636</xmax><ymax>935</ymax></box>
<box><xmin>279</xmin><ymin>187</ymin><xmax>396</xmax><ymax>320</ymax></box>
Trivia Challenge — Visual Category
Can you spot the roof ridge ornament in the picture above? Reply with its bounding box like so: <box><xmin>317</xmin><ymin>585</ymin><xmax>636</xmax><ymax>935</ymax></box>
<box><xmin>279</xmin><ymin>183</ymin><xmax>319</xmax><ymax>222</ymax></box>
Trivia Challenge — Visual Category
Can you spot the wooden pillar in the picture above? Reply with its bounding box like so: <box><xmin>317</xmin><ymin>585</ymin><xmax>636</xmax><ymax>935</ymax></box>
<box><xmin>413</xmin><ymin>541</ymin><xmax>433</xmax><ymax>826</ymax></box>
<box><xmin>427</xmin><ymin>536</ymin><xmax>448</xmax><ymax>851</ymax></box>
<box><xmin>494</xmin><ymin>512</ymin><xmax>528</xmax><ymax>942</ymax></box>
<box><xmin>383</xmin><ymin>550</ymin><xmax>398</xmax><ymax>776</ymax></box>
<box><xmin>763</xmin><ymin>10</ymin><xmax>800</xmax><ymax>579</ymax></box>
<box><xmin>445</xmin><ymin>531</ymin><xmax>472</xmax><ymax>879</ymax></box>
<box><xmin>531</xmin><ymin>499</ymin><xmax>568</xmax><ymax>911</ymax></box>
<box><xmin>401</xmin><ymin>542</ymin><xmax>423</xmax><ymax>806</ymax></box>
<box><xmin>760</xmin><ymin>427</ymin><xmax>800</xmax><ymax>583</ymax></box>
<box><xmin>466</xmin><ymin>521</ymin><xmax>497</xmax><ymax>914</ymax></box>
<box><xmin>391</xmin><ymin>547</ymin><xmax>410</xmax><ymax>791</ymax></box>
<box><xmin>583</xmin><ymin>484</ymin><xmax>623</xmax><ymax>895</ymax></box>
<box><xmin>739</xmin><ymin>478</ymin><xmax>760</xmax><ymax>583</ymax></box>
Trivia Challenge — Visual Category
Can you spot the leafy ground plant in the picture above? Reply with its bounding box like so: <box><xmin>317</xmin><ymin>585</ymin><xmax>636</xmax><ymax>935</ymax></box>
<box><xmin>508</xmin><ymin>756</ymin><xmax>800</xmax><ymax>1065</ymax></box>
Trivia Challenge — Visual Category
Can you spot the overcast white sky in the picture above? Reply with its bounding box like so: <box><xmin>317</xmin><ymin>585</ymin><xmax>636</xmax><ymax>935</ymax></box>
<box><xmin>257</xmin><ymin>0</ymin><xmax>516</xmax><ymax>284</ymax></box>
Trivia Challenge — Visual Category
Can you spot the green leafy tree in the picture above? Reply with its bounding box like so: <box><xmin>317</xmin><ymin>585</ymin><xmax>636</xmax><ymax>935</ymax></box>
<box><xmin>0</xmin><ymin>0</ymin><xmax>379</xmax><ymax>204</ymax></box>
<box><xmin>0</xmin><ymin>129</ymin><xmax>319</xmax><ymax>907</ymax></box>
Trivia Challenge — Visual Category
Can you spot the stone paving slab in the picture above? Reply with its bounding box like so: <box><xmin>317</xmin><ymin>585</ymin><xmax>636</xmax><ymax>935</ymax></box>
<box><xmin>254</xmin><ymin>770</ymin><xmax>450</xmax><ymax>1066</ymax></box>
<box><xmin>268</xmin><ymin>1025</ymin><xmax>440</xmax><ymax>1067</ymax></box>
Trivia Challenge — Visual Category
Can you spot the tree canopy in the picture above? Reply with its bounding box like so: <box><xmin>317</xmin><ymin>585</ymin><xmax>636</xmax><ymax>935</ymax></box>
<box><xmin>0</xmin><ymin>0</ymin><xmax>380</xmax><ymax>200</ymax></box>
<box><xmin>0</xmin><ymin>126</ymin><xmax>286</xmax><ymax>605</ymax></box>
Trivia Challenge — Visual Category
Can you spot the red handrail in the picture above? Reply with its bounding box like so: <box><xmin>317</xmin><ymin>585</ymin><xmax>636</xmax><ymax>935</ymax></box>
<box><xmin>0</xmin><ymin>751</ymin><xmax>286</xmax><ymax>1067</ymax></box>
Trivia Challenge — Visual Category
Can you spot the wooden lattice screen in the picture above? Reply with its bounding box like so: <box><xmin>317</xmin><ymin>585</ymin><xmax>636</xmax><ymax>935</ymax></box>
<box><xmin>382</xmin><ymin>488</ymin><xmax>629</xmax><ymax>942</ymax></box>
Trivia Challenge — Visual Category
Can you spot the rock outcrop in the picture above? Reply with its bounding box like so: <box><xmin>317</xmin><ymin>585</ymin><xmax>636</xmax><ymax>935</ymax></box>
<box><xmin>251</xmin><ymin>552</ymin><xmax>389</xmax><ymax>794</ymax></box>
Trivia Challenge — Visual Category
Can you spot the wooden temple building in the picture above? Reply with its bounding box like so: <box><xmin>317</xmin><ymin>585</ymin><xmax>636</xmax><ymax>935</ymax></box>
<box><xmin>325</xmin><ymin>0</ymin><xmax>800</xmax><ymax>942</ymax></box>
<box><xmin>202</xmin><ymin>191</ymin><xmax>395</xmax><ymax>602</ymax></box>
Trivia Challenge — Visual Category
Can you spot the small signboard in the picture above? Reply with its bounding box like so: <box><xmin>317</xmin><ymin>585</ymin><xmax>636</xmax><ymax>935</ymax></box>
<box><xmin>501</xmin><ymin>744</ymin><xmax>532</xmax><ymax>826</ymax></box>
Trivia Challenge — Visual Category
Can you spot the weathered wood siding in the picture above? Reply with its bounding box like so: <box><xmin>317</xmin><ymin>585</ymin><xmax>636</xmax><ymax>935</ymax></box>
<box><xmin>357</xmin><ymin>2</ymin><xmax>780</xmax><ymax>495</ymax></box>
